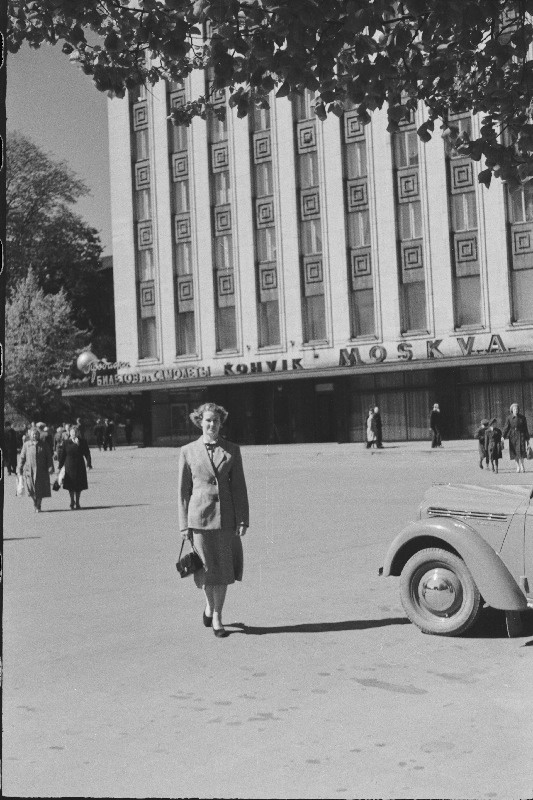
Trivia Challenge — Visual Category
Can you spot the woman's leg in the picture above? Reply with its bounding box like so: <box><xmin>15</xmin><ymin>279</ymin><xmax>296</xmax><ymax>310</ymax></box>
<box><xmin>212</xmin><ymin>584</ymin><xmax>228</xmax><ymax>631</ymax></box>
<box><xmin>69</xmin><ymin>491</ymin><xmax>75</xmax><ymax>508</ymax></box>
<box><xmin>75</xmin><ymin>491</ymin><xmax>81</xmax><ymax>508</ymax></box>
<box><xmin>203</xmin><ymin>585</ymin><xmax>215</xmax><ymax>617</ymax></box>
<box><xmin>518</xmin><ymin>458</ymin><xmax>525</xmax><ymax>472</ymax></box>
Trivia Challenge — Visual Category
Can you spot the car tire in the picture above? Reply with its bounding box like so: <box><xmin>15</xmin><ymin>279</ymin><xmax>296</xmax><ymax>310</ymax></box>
<box><xmin>399</xmin><ymin>547</ymin><xmax>482</xmax><ymax>636</ymax></box>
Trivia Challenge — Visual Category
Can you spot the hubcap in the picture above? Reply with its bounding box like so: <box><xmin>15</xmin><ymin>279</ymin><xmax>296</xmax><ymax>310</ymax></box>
<box><xmin>415</xmin><ymin>567</ymin><xmax>463</xmax><ymax>617</ymax></box>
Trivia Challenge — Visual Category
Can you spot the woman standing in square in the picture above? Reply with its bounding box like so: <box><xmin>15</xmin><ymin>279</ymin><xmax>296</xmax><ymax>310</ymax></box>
<box><xmin>178</xmin><ymin>403</ymin><xmax>249</xmax><ymax>638</ymax></box>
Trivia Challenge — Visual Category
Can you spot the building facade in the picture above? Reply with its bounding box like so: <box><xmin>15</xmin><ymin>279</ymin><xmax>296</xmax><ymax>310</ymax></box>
<box><xmin>69</xmin><ymin>74</ymin><xmax>533</xmax><ymax>446</ymax></box>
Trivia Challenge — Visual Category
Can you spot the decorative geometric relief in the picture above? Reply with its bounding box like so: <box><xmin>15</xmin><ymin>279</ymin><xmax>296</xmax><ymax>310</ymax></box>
<box><xmin>258</xmin><ymin>263</ymin><xmax>278</xmax><ymax>302</ymax></box>
<box><xmin>454</xmin><ymin>232</ymin><xmax>480</xmax><ymax>276</ymax></box>
<box><xmin>297</xmin><ymin>121</ymin><xmax>317</xmax><ymax>153</ymax></box>
<box><xmin>211</xmin><ymin>143</ymin><xmax>229</xmax><ymax>173</ymax></box>
<box><xmin>451</xmin><ymin>159</ymin><xmax>474</xmax><ymax>194</ymax></box>
<box><xmin>346</xmin><ymin>179</ymin><xmax>368</xmax><ymax>211</ymax></box>
<box><xmin>303</xmin><ymin>255</ymin><xmax>324</xmax><ymax>297</ymax></box>
<box><xmin>174</xmin><ymin>213</ymin><xmax>191</xmax><ymax>242</ymax></box>
<box><xmin>400</xmin><ymin>240</ymin><xmax>424</xmax><ymax>283</ymax></box>
<box><xmin>133</xmin><ymin>102</ymin><xmax>148</xmax><ymax>131</ymax></box>
<box><xmin>216</xmin><ymin>269</ymin><xmax>236</xmax><ymax>308</ymax></box>
<box><xmin>170</xmin><ymin>90</ymin><xmax>186</xmax><ymax>109</ymax></box>
<box><xmin>140</xmin><ymin>280</ymin><xmax>156</xmax><ymax>318</ymax></box>
<box><xmin>344</xmin><ymin>111</ymin><xmax>364</xmax><ymax>143</ymax></box>
<box><xmin>212</xmin><ymin>87</ymin><xmax>226</xmax><ymax>107</ymax></box>
<box><xmin>397</xmin><ymin>169</ymin><xmax>419</xmax><ymax>202</ymax></box>
<box><xmin>214</xmin><ymin>205</ymin><xmax>232</xmax><ymax>235</ymax></box>
<box><xmin>300</xmin><ymin>189</ymin><xmax>320</xmax><ymax>220</ymax></box>
<box><xmin>350</xmin><ymin>248</ymin><xmax>373</xmax><ymax>291</ymax></box>
<box><xmin>255</xmin><ymin>198</ymin><xmax>275</xmax><ymax>228</ymax></box>
<box><xmin>135</xmin><ymin>161</ymin><xmax>150</xmax><ymax>190</ymax></box>
<box><xmin>176</xmin><ymin>275</ymin><xmax>194</xmax><ymax>313</ymax></box>
<box><xmin>137</xmin><ymin>221</ymin><xmax>153</xmax><ymax>250</ymax></box>
<box><xmin>511</xmin><ymin>223</ymin><xmax>533</xmax><ymax>270</ymax></box>
<box><xmin>253</xmin><ymin>131</ymin><xmax>272</xmax><ymax>163</ymax></box>
<box><xmin>172</xmin><ymin>153</ymin><xmax>188</xmax><ymax>181</ymax></box>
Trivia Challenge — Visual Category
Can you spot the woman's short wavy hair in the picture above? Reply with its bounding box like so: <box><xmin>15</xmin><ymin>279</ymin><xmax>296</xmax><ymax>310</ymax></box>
<box><xmin>510</xmin><ymin>402</ymin><xmax>520</xmax><ymax>413</ymax></box>
<box><xmin>189</xmin><ymin>402</ymin><xmax>228</xmax><ymax>430</ymax></box>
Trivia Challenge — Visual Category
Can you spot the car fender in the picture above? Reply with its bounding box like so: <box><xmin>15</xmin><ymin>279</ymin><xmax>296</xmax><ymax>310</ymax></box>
<box><xmin>381</xmin><ymin>518</ymin><xmax>527</xmax><ymax>611</ymax></box>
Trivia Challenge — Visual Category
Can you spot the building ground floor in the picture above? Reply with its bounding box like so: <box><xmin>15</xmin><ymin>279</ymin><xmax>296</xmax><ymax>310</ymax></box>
<box><xmin>67</xmin><ymin>357</ymin><xmax>533</xmax><ymax>448</ymax></box>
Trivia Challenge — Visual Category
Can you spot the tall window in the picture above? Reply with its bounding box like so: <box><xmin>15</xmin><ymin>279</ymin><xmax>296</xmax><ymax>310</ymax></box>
<box><xmin>507</xmin><ymin>182</ymin><xmax>533</xmax><ymax>322</ymax></box>
<box><xmin>250</xmin><ymin>104</ymin><xmax>280</xmax><ymax>346</ymax></box>
<box><xmin>342</xmin><ymin>104</ymin><xmax>375</xmax><ymax>337</ymax></box>
<box><xmin>130</xmin><ymin>86</ymin><xmax>158</xmax><ymax>359</ymax></box>
<box><xmin>445</xmin><ymin>114</ymin><xmax>482</xmax><ymax>327</ymax></box>
<box><xmin>207</xmin><ymin>83</ymin><xmax>237</xmax><ymax>351</ymax></box>
<box><xmin>293</xmin><ymin>91</ymin><xmax>327</xmax><ymax>342</ymax></box>
<box><xmin>168</xmin><ymin>81</ymin><xmax>196</xmax><ymax>355</ymax></box>
<box><xmin>392</xmin><ymin>114</ymin><xmax>427</xmax><ymax>332</ymax></box>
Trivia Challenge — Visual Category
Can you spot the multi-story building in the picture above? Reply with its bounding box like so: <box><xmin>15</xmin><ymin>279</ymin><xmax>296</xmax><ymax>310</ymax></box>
<box><xmin>67</xmin><ymin>75</ymin><xmax>533</xmax><ymax>446</ymax></box>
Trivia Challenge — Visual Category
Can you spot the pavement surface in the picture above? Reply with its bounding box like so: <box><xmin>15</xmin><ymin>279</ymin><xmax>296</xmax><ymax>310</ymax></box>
<box><xmin>3</xmin><ymin>440</ymin><xmax>533</xmax><ymax>799</ymax></box>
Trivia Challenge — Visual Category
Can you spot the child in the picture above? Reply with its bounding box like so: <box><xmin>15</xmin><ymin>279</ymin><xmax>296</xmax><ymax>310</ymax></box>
<box><xmin>485</xmin><ymin>419</ymin><xmax>503</xmax><ymax>473</ymax></box>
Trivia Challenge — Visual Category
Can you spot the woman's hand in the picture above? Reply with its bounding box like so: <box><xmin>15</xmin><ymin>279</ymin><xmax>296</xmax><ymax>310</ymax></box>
<box><xmin>48</xmin><ymin>467</ymin><xmax>54</xmax><ymax>475</ymax></box>
<box><xmin>182</xmin><ymin>530</ymin><xmax>193</xmax><ymax>541</ymax></box>
<box><xmin>236</xmin><ymin>524</ymin><xmax>248</xmax><ymax>537</ymax></box>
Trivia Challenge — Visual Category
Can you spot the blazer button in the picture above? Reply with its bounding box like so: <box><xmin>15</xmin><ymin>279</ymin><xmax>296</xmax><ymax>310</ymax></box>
<box><xmin>211</xmin><ymin>478</ymin><xmax>217</xmax><ymax>484</ymax></box>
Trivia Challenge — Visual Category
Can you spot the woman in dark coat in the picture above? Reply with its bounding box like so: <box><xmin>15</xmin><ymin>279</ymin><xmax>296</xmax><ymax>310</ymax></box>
<box><xmin>475</xmin><ymin>418</ymin><xmax>490</xmax><ymax>469</ymax></box>
<box><xmin>58</xmin><ymin>424</ymin><xmax>92</xmax><ymax>509</ymax></box>
<box><xmin>18</xmin><ymin>427</ymin><xmax>54</xmax><ymax>512</ymax></box>
<box><xmin>430</xmin><ymin>403</ymin><xmax>442</xmax><ymax>448</ymax></box>
<box><xmin>178</xmin><ymin>402</ymin><xmax>249</xmax><ymax>638</ymax></box>
<box><xmin>502</xmin><ymin>403</ymin><xmax>530</xmax><ymax>473</ymax></box>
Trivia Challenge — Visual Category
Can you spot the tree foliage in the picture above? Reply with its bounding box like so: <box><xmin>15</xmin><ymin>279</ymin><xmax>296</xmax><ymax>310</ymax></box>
<box><xmin>6</xmin><ymin>132</ymin><xmax>114</xmax><ymax>356</ymax></box>
<box><xmin>7</xmin><ymin>0</ymin><xmax>533</xmax><ymax>186</ymax></box>
<box><xmin>5</xmin><ymin>271</ymin><xmax>86</xmax><ymax>421</ymax></box>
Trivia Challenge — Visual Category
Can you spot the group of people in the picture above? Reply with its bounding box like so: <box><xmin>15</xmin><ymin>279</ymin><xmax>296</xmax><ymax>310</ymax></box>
<box><xmin>7</xmin><ymin>419</ymin><xmax>93</xmax><ymax>513</ymax></box>
<box><xmin>476</xmin><ymin>403</ymin><xmax>531</xmax><ymax>473</ymax></box>
<box><xmin>93</xmin><ymin>418</ymin><xmax>118</xmax><ymax>451</ymax></box>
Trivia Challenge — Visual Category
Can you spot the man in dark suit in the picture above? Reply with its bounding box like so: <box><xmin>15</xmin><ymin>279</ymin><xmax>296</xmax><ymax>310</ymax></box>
<box><xmin>4</xmin><ymin>421</ymin><xmax>19</xmax><ymax>475</ymax></box>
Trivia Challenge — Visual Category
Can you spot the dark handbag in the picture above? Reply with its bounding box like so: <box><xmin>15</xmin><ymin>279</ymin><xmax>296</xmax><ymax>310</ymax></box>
<box><xmin>52</xmin><ymin>479</ymin><xmax>60</xmax><ymax>491</ymax></box>
<box><xmin>176</xmin><ymin>539</ymin><xmax>203</xmax><ymax>578</ymax></box>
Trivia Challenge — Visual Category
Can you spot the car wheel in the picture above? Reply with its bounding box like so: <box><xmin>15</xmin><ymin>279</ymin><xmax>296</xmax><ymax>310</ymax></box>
<box><xmin>399</xmin><ymin>547</ymin><xmax>482</xmax><ymax>636</ymax></box>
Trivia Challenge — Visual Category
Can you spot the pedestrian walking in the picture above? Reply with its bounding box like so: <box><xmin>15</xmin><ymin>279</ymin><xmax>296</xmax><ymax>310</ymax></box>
<box><xmin>94</xmin><ymin>418</ymin><xmax>105</xmax><ymax>451</ymax></box>
<box><xmin>485</xmin><ymin>419</ymin><xmax>503</xmax><ymax>473</ymax></box>
<box><xmin>103</xmin><ymin>418</ymin><xmax>115</xmax><ymax>451</ymax></box>
<box><xmin>430</xmin><ymin>403</ymin><xmax>442</xmax><ymax>448</ymax></box>
<box><xmin>502</xmin><ymin>402</ymin><xmax>530</xmax><ymax>473</ymax></box>
<box><xmin>58</xmin><ymin>424</ymin><xmax>92</xmax><ymax>509</ymax></box>
<box><xmin>372</xmin><ymin>405</ymin><xmax>383</xmax><ymax>448</ymax></box>
<box><xmin>178</xmin><ymin>402</ymin><xmax>249</xmax><ymax>638</ymax></box>
<box><xmin>4</xmin><ymin>421</ymin><xmax>19</xmax><ymax>475</ymax></box>
<box><xmin>53</xmin><ymin>427</ymin><xmax>64</xmax><ymax>460</ymax></box>
<box><xmin>475</xmin><ymin>418</ymin><xmax>490</xmax><ymax>469</ymax></box>
<box><xmin>17</xmin><ymin>427</ymin><xmax>54</xmax><ymax>512</ymax></box>
<box><xmin>365</xmin><ymin>407</ymin><xmax>376</xmax><ymax>449</ymax></box>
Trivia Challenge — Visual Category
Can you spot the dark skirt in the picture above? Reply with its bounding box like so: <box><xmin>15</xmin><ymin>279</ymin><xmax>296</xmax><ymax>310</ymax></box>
<box><xmin>191</xmin><ymin>528</ymin><xmax>243</xmax><ymax>587</ymax></box>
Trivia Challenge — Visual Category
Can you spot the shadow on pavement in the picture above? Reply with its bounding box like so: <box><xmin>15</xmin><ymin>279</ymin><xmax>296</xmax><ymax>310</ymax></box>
<box><xmin>43</xmin><ymin>504</ymin><xmax>151</xmax><ymax>512</ymax></box>
<box><xmin>228</xmin><ymin>617</ymin><xmax>411</xmax><ymax>635</ymax></box>
<box><xmin>468</xmin><ymin>607</ymin><xmax>533</xmax><ymax>639</ymax></box>
<box><xmin>4</xmin><ymin>536</ymin><xmax>41</xmax><ymax>542</ymax></box>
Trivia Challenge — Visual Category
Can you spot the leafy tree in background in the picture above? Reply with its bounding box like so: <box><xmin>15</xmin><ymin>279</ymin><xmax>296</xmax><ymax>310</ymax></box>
<box><xmin>5</xmin><ymin>271</ymin><xmax>86</xmax><ymax>421</ymax></box>
<box><xmin>7</xmin><ymin>0</ymin><xmax>533</xmax><ymax>186</ymax></box>
<box><xmin>6</xmin><ymin>132</ymin><xmax>115</xmax><ymax>358</ymax></box>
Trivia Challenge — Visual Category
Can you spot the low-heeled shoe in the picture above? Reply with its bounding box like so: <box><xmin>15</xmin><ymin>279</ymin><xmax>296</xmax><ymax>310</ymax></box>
<box><xmin>213</xmin><ymin>628</ymin><xmax>229</xmax><ymax>638</ymax></box>
<box><xmin>203</xmin><ymin>611</ymin><xmax>213</xmax><ymax>628</ymax></box>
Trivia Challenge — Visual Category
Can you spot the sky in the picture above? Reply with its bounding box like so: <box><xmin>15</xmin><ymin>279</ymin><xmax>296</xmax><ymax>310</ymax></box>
<box><xmin>7</xmin><ymin>43</ymin><xmax>113</xmax><ymax>254</ymax></box>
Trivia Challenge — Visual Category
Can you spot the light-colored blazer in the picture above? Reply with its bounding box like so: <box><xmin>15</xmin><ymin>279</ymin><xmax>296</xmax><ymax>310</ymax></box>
<box><xmin>178</xmin><ymin>436</ymin><xmax>249</xmax><ymax>532</ymax></box>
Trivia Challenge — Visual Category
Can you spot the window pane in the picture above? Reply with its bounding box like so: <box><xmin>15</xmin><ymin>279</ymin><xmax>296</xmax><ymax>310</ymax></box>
<box><xmin>214</xmin><ymin>172</ymin><xmax>230</xmax><ymax>205</ymax></box>
<box><xmin>175</xmin><ymin>242</ymin><xmax>191</xmax><ymax>275</ymax></box>
<box><xmin>137</xmin><ymin>249</ymin><xmax>153</xmax><ymax>280</ymax></box>
<box><xmin>299</xmin><ymin>151</ymin><xmax>318</xmax><ymax>188</ymax></box>
<box><xmin>451</xmin><ymin>194</ymin><xmax>465</xmax><ymax>231</ymax></box>
<box><xmin>140</xmin><ymin>317</ymin><xmax>158</xmax><ymax>358</ymax></box>
<box><xmin>136</xmin><ymin>189</ymin><xmax>151</xmax><ymax>220</ymax></box>
<box><xmin>402</xmin><ymin>281</ymin><xmax>426</xmax><ymax>331</ymax></box>
<box><xmin>303</xmin><ymin>294</ymin><xmax>326</xmax><ymax>341</ymax></box>
<box><xmin>411</xmin><ymin>201</ymin><xmax>422</xmax><ymax>238</ymax></box>
<box><xmin>258</xmin><ymin>300</ymin><xmax>280</xmax><ymax>346</ymax></box>
<box><xmin>215</xmin><ymin>234</ymin><xmax>233</xmax><ymax>269</ymax></box>
<box><xmin>455</xmin><ymin>274</ymin><xmax>481</xmax><ymax>326</ymax></box>
<box><xmin>216</xmin><ymin>306</ymin><xmax>237</xmax><ymax>350</ymax></box>
<box><xmin>170</xmin><ymin>124</ymin><xmax>187</xmax><ymax>153</ymax></box>
<box><xmin>398</xmin><ymin>204</ymin><xmax>411</xmax><ymax>240</ymax></box>
<box><xmin>466</xmin><ymin>192</ymin><xmax>477</xmax><ymax>229</ymax></box>
<box><xmin>351</xmin><ymin>288</ymin><xmax>375</xmax><ymax>337</ymax></box>
<box><xmin>134</xmin><ymin>130</ymin><xmax>149</xmax><ymax>160</ymax></box>
<box><xmin>509</xmin><ymin>188</ymin><xmax>524</xmax><ymax>223</ymax></box>
<box><xmin>525</xmin><ymin>184</ymin><xmax>533</xmax><ymax>221</ymax></box>
<box><xmin>346</xmin><ymin>142</ymin><xmax>367</xmax><ymax>178</ymax></box>
<box><xmin>511</xmin><ymin>269</ymin><xmax>533</xmax><ymax>322</ymax></box>
<box><xmin>173</xmin><ymin>180</ymin><xmax>189</xmax><ymax>213</ymax></box>
<box><xmin>176</xmin><ymin>310</ymin><xmax>196</xmax><ymax>355</ymax></box>
<box><xmin>255</xmin><ymin>162</ymin><xmax>273</xmax><ymax>196</ymax></box>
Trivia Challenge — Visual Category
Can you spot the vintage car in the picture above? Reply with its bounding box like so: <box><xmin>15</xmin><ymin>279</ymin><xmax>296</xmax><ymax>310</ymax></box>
<box><xmin>380</xmin><ymin>483</ymin><xmax>533</xmax><ymax>636</ymax></box>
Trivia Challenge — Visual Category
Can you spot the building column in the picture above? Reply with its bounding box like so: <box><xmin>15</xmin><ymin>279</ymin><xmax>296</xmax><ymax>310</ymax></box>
<box><xmin>107</xmin><ymin>95</ymin><xmax>139</xmax><ymax>367</ymax></box>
